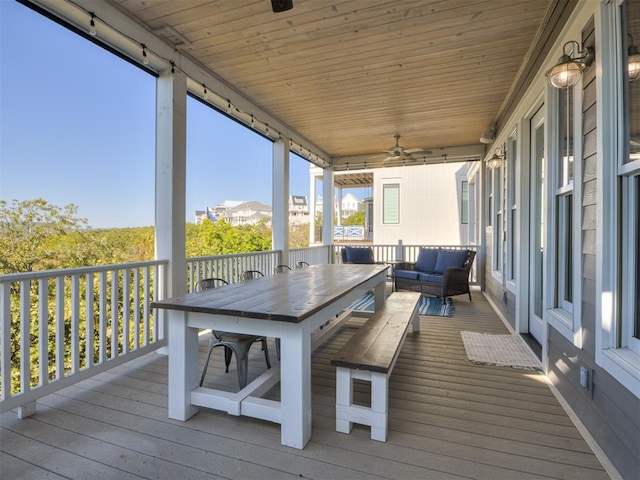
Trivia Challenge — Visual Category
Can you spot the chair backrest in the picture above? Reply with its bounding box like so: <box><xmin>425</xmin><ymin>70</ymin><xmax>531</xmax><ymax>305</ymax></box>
<box><xmin>241</xmin><ymin>270</ymin><xmax>264</xmax><ymax>281</ymax></box>
<box><xmin>296</xmin><ymin>261</ymin><xmax>310</xmax><ymax>269</ymax></box>
<box><xmin>196</xmin><ymin>277</ymin><xmax>228</xmax><ymax>291</ymax></box>
<box><xmin>275</xmin><ymin>264</ymin><xmax>292</xmax><ymax>273</ymax></box>
<box><xmin>341</xmin><ymin>246</ymin><xmax>374</xmax><ymax>264</ymax></box>
<box><xmin>463</xmin><ymin>250</ymin><xmax>476</xmax><ymax>271</ymax></box>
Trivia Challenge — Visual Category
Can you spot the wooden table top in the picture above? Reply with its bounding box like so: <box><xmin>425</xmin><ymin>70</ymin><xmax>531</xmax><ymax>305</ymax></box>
<box><xmin>151</xmin><ymin>263</ymin><xmax>388</xmax><ymax>323</ymax></box>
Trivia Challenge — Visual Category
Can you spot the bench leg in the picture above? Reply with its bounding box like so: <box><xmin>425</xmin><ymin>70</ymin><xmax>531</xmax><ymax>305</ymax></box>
<box><xmin>335</xmin><ymin>367</ymin><xmax>353</xmax><ymax>434</ymax></box>
<box><xmin>335</xmin><ymin>367</ymin><xmax>390</xmax><ymax>442</ymax></box>
<box><xmin>370</xmin><ymin>372</ymin><xmax>389</xmax><ymax>442</ymax></box>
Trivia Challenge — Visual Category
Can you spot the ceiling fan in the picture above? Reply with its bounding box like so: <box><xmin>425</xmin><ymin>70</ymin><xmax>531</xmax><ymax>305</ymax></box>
<box><xmin>377</xmin><ymin>135</ymin><xmax>432</xmax><ymax>162</ymax></box>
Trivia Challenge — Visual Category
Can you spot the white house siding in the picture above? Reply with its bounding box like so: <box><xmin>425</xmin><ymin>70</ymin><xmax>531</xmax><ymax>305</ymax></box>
<box><xmin>373</xmin><ymin>163</ymin><xmax>470</xmax><ymax>246</ymax></box>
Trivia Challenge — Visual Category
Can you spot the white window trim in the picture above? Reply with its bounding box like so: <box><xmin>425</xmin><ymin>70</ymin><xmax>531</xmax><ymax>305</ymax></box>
<box><xmin>506</xmin><ymin>129</ymin><xmax>518</xmax><ymax>294</ymax></box>
<box><xmin>596</xmin><ymin>1</ymin><xmax>640</xmax><ymax>399</ymax></box>
<box><xmin>491</xmin><ymin>165</ymin><xmax>504</xmax><ymax>283</ymax></box>
<box><xmin>543</xmin><ymin>79</ymin><xmax>583</xmax><ymax>346</ymax></box>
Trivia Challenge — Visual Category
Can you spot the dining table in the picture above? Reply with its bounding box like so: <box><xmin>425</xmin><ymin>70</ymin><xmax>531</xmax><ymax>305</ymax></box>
<box><xmin>151</xmin><ymin>263</ymin><xmax>388</xmax><ymax>449</ymax></box>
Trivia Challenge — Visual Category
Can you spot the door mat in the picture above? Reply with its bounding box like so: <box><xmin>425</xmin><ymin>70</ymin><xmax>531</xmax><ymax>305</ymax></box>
<box><xmin>349</xmin><ymin>292</ymin><xmax>452</xmax><ymax>317</ymax></box>
<box><xmin>460</xmin><ymin>331</ymin><xmax>541</xmax><ymax>370</ymax></box>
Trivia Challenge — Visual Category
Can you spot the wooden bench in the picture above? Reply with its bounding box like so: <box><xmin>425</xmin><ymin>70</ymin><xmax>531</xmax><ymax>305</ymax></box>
<box><xmin>330</xmin><ymin>291</ymin><xmax>421</xmax><ymax>442</ymax></box>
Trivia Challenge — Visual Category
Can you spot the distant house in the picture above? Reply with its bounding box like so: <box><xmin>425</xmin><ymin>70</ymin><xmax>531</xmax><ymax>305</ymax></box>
<box><xmin>315</xmin><ymin>192</ymin><xmax>362</xmax><ymax>220</ymax></box>
<box><xmin>196</xmin><ymin>197</ymin><xmax>309</xmax><ymax>227</ymax></box>
<box><xmin>289</xmin><ymin>195</ymin><xmax>309</xmax><ymax>225</ymax></box>
<box><xmin>222</xmin><ymin>201</ymin><xmax>272</xmax><ymax>227</ymax></box>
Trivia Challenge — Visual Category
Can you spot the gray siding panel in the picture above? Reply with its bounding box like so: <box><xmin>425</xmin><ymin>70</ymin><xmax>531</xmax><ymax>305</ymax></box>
<box><xmin>548</xmin><ymin>329</ymin><xmax>640</xmax><ymax>479</ymax></box>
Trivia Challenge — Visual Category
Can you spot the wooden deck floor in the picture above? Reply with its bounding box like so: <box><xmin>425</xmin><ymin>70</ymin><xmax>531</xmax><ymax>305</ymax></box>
<box><xmin>1</xmin><ymin>292</ymin><xmax>610</xmax><ymax>480</ymax></box>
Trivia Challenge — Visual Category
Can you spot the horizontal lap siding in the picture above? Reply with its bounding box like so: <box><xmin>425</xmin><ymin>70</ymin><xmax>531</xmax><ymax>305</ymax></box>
<box><xmin>546</xmin><ymin>18</ymin><xmax>640</xmax><ymax>480</ymax></box>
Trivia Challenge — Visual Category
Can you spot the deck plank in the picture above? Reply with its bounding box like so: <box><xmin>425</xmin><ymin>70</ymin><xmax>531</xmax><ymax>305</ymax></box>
<box><xmin>0</xmin><ymin>291</ymin><xmax>610</xmax><ymax>480</ymax></box>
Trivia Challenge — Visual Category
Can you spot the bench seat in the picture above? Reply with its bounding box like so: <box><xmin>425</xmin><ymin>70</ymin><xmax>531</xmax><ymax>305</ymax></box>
<box><xmin>331</xmin><ymin>291</ymin><xmax>421</xmax><ymax>441</ymax></box>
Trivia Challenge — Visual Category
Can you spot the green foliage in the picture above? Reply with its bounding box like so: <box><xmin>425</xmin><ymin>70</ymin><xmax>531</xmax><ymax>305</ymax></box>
<box><xmin>186</xmin><ymin>218</ymin><xmax>271</xmax><ymax>257</ymax></box>
<box><xmin>0</xmin><ymin>198</ymin><xmax>88</xmax><ymax>273</ymax></box>
<box><xmin>343</xmin><ymin>210</ymin><xmax>365</xmax><ymax>226</ymax></box>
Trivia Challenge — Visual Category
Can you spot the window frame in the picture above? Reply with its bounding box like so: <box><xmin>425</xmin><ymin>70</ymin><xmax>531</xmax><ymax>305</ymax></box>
<box><xmin>382</xmin><ymin>182</ymin><xmax>400</xmax><ymax>225</ymax></box>
<box><xmin>597</xmin><ymin>0</ymin><xmax>640</xmax><ymax>399</ymax></box>
<box><xmin>544</xmin><ymin>62</ymin><xmax>583</xmax><ymax>345</ymax></box>
<box><xmin>506</xmin><ymin>130</ymin><xmax>518</xmax><ymax>292</ymax></box>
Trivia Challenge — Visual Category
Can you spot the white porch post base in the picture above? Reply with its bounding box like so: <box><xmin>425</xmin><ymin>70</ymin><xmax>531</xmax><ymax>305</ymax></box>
<box><xmin>17</xmin><ymin>400</ymin><xmax>37</xmax><ymax>419</ymax></box>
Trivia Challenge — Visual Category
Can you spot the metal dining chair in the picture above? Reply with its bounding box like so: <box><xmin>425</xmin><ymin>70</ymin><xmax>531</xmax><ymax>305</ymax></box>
<box><xmin>275</xmin><ymin>264</ymin><xmax>292</xmax><ymax>273</ymax></box>
<box><xmin>240</xmin><ymin>270</ymin><xmax>265</xmax><ymax>281</ymax></box>
<box><xmin>296</xmin><ymin>261</ymin><xmax>310</xmax><ymax>268</ymax></box>
<box><xmin>196</xmin><ymin>277</ymin><xmax>271</xmax><ymax>389</ymax></box>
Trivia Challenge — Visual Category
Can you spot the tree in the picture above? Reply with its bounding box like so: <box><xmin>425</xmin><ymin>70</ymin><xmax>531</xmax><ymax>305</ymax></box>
<box><xmin>343</xmin><ymin>210</ymin><xmax>365</xmax><ymax>226</ymax></box>
<box><xmin>0</xmin><ymin>199</ymin><xmax>88</xmax><ymax>274</ymax></box>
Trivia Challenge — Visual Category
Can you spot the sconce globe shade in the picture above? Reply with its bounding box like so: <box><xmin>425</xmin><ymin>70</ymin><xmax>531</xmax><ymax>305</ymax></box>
<box><xmin>486</xmin><ymin>154</ymin><xmax>502</xmax><ymax>169</ymax></box>
<box><xmin>546</xmin><ymin>57</ymin><xmax>584</xmax><ymax>89</ymax></box>
<box><xmin>629</xmin><ymin>52</ymin><xmax>640</xmax><ymax>81</ymax></box>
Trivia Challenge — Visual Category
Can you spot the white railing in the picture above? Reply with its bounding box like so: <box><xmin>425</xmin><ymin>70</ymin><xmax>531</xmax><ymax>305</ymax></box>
<box><xmin>187</xmin><ymin>250</ymin><xmax>280</xmax><ymax>291</ymax></box>
<box><xmin>333</xmin><ymin>242</ymin><xmax>479</xmax><ymax>284</ymax></box>
<box><xmin>288</xmin><ymin>245</ymin><xmax>332</xmax><ymax>267</ymax></box>
<box><xmin>186</xmin><ymin>247</ymin><xmax>334</xmax><ymax>291</ymax></box>
<box><xmin>333</xmin><ymin>225</ymin><xmax>365</xmax><ymax>241</ymax></box>
<box><xmin>0</xmin><ymin>260</ymin><xmax>168</xmax><ymax>416</ymax></box>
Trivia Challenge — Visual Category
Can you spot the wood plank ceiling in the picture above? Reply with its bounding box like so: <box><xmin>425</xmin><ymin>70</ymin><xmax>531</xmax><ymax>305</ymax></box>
<box><xmin>111</xmin><ymin>0</ymin><xmax>575</xmax><ymax>162</ymax></box>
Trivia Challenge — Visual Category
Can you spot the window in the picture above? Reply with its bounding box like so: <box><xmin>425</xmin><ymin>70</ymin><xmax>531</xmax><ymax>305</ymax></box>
<box><xmin>506</xmin><ymin>132</ymin><xmax>517</xmax><ymax>285</ymax></box>
<box><xmin>492</xmin><ymin>163</ymin><xmax>503</xmax><ymax>275</ymax></box>
<box><xmin>383</xmin><ymin>183</ymin><xmax>399</xmax><ymax>224</ymax></box>
<box><xmin>554</xmin><ymin>85</ymin><xmax>575</xmax><ymax>313</ymax></box>
<box><xmin>486</xmin><ymin>166</ymin><xmax>493</xmax><ymax>227</ymax></box>
<box><xmin>461</xmin><ymin>181</ymin><xmax>469</xmax><ymax>224</ymax></box>
<box><xmin>621</xmin><ymin>0</ymin><xmax>640</xmax><ymax>356</ymax></box>
<box><xmin>597</xmin><ymin>0</ymin><xmax>640</xmax><ymax>398</ymax></box>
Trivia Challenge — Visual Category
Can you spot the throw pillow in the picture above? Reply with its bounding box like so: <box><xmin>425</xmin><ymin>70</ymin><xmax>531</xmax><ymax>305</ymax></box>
<box><xmin>344</xmin><ymin>247</ymin><xmax>373</xmax><ymax>264</ymax></box>
<box><xmin>415</xmin><ymin>248</ymin><xmax>439</xmax><ymax>273</ymax></box>
<box><xmin>434</xmin><ymin>249</ymin><xmax>468</xmax><ymax>274</ymax></box>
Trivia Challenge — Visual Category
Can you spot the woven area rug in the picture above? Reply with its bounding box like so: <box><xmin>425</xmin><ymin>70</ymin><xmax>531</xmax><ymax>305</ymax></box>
<box><xmin>349</xmin><ymin>292</ymin><xmax>452</xmax><ymax>317</ymax></box>
<box><xmin>460</xmin><ymin>331</ymin><xmax>541</xmax><ymax>370</ymax></box>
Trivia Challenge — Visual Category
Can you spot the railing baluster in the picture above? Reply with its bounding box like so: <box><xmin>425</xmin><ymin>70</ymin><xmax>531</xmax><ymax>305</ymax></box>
<box><xmin>0</xmin><ymin>282</ymin><xmax>11</xmax><ymax>400</ymax></box>
<box><xmin>133</xmin><ymin>268</ymin><xmax>140</xmax><ymax>350</ymax></box>
<box><xmin>143</xmin><ymin>266</ymin><xmax>150</xmax><ymax>345</ymax></box>
<box><xmin>123</xmin><ymin>268</ymin><xmax>131</xmax><ymax>354</ymax></box>
<box><xmin>19</xmin><ymin>280</ymin><xmax>30</xmax><ymax>394</ymax></box>
<box><xmin>38</xmin><ymin>278</ymin><xmax>48</xmax><ymax>387</ymax></box>
<box><xmin>85</xmin><ymin>273</ymin><xmax>94</xmax><ymax>369</ymax></box>
<box><xmin>99</xmin><ymin>271</ymin><xmax>107</xmax><ymax>364</ymax></box>
<box><xmin>110</xmin><ymin>270</ymin><xmax>119</xmax><ymax>359</ymax></box>
<box><xmin>55</xmin><ymin>276</ymin><xmax>65</xmax><ymax>380</ymax></box>
<box><xmin>71</xmin><ymin>274</ymin><xmax>80</xmax><ymax>374</ymax></box>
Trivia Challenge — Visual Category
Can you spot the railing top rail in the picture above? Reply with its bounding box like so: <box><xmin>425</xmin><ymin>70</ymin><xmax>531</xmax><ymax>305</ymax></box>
<box><xmin>0</xmin><ymin>259</ymin><xmax>169</xmax><ymax>283</ymax></box>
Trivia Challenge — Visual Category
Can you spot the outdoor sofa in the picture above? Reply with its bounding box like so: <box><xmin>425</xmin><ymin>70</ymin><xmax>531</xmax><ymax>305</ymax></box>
<box><xmin>394</xmin><ymin>248</ymin><xmax>476</xmax><ymax>301</ymax></box>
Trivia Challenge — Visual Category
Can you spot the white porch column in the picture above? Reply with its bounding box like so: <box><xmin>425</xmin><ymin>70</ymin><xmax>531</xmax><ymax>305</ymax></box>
<box><xmin>155</xmin><ymin>70</ymin><xmax>187</xmax><ymax>302</ymax></box>
<box><xmin>309</xmin><ymin>174</ymin><xmax>317</xmax><ymax>244</ymax></box>
<box><xmin>273</xmin><ymin>137</ymin><xmax>290</xmax><ymax>265</ymax></box>
<box><xmin>336</xmin><ymin>186</ymin><xmax>343</xmax><ymax>226</ymax></box>
<box><xmin>322</xmin><ymin>169</ymin><xmax>334</xmax><ymax>245</ymax></box>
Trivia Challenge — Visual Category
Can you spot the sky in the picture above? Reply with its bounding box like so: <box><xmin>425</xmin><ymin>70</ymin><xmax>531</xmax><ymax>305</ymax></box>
<box><xmin>0</xmin><ymin>1</ymin><xmax>314</xmax><ymax>229</ymax></box>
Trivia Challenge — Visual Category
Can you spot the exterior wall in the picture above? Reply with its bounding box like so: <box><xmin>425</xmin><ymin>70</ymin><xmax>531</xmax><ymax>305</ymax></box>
<box><xmin>373</xmin><ymin>162</ymin><xmax>470</xmax><ymax>246</ymax></box>
<box><xmin>547</xmin><ymin>18</ymin><xmax>640</xmax><ymax>479</ymax></box>
<box><xmin>483</xmin><ymin>5</ymin><xmax>640</xmax><ymax>478</ymax></box>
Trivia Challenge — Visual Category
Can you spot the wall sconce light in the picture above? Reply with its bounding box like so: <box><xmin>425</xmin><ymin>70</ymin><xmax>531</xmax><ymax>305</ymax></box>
<box><xmin>545</xmin><ymin>40</ymin><xmax>594</xmax><ymax>89</ymax></box>
<box><xmin>486</xmin><ymin>148</ymin><xmax>505</xmax><ymax>169</ymax></box>
<box><xmin>628</xmin><ymin>34</ymin><xmax>640</xmax><ymax>81</ymax></box>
